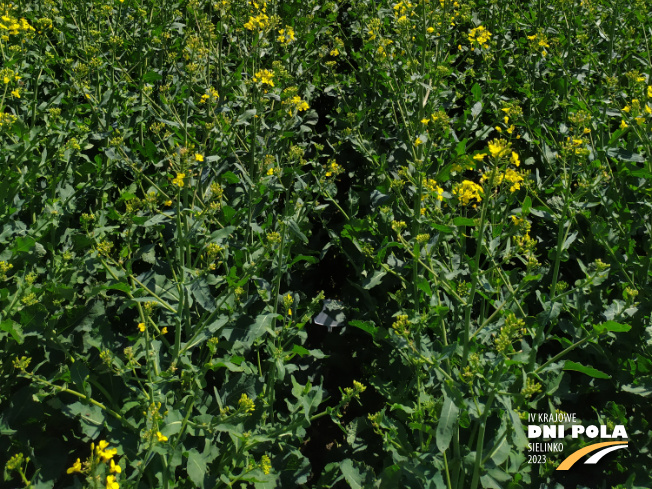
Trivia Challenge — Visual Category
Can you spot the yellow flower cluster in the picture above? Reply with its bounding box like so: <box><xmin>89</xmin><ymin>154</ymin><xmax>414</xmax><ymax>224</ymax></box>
<box><xmin>253</xmin><ymin>69</ymin><xmax>274</xmax><ymax>88</ymax></box>
<box><xmin>392</xmin><ymin>314</ymin><xmax>410</xmax><ymax>336</ymax></box>
<box><xmin>453</xmin><ymin>180</ymin><xmax>483</xmax><ymax>206</ymax></box>
<box><xmin>283</xmin><ymin>293</ymin><xmax>294</xmax><ymax>314</ymax></box>
<box><xmin>325</xmin><ymin>160</ymin><xmax>343</xmax><ymax>178</ymax></box>
<box><xmin>495</xmin><ymin>314</ymin><xmax>526</xmax><ymax>355</ymax></box>
<box><xmin>1</xmin><ymin>67</ymin><xmax>20</xmax><ymax>85</ymax></box>
<box><xmin>424</xmin><ymin>178</ymin><xmax>444</xmax><ymax>201</ymax></box>
<box><xmin>284</xmin><ymin>95</ymin><xmax>309</xmax><ymax>116</ymax></box>
<box><xmin>0</xmin><ymin>260</ymin><xmax>13</xmax><ymax>279</ymax></box>
<box><xmin>171</xmin><ymin>172</ymin><xmax>185</xmax><ymax>187</ymax></box>
<box><xmin>621</xmin><ymin>97</ymin><xmax>651</xmax><ymax>127</ymax></box>
<box><xmin>243</xmin><ymin>2</ymin><xmax>269</xmax><ymax>31</ymax></box>
<box><xmin>0</xmin><ymin>12</ymin><xmax>35</xmax><ymax>40</ymax></box>
<box><xmin>238</xmin><ymin>393</ymin><xmax>255</xmax><ymax>414</ymax></box>
<box><xmin>0</xmin><ymin>111</ymin><xmax>16</xmax><ymax>129</ymax></box>
<box><xmin>200</xmin><ymin>87</ymin><xmax>219</xmax><ymax>104</ymax></box>
<box><xmin>561</xmin><ymin>136</ymin><xmax>591</xmax><ymax>157</ymax></box>
<box><xmin>487</xmin><ymin>138</ymin><xmax>512</xmax><ymax>158</ymax></box>
<box><xmin>95</xmin><ymin>440</ymin><xmax>118</xmax><ymax>463</ymax></box>
<box><xmin>67</xmin><ymin>439</ymin><xmax>122</xmax><ymax>489</ymax></box>
<box><xmin>527</xmin><ymin>31</ymin><xmax>550</xmax><ymax>56</ymax></box>
<box><xmin>481</xmin><ymin>167</ymin><xmax>524</xmax><ymax>192</ymax></box>
<box><xmin>260</xmin><ymin>455</ymin><xmax>272</xmax><ymax>475</ymax></box>
<box><xmin>393</xmin><ymin>1</ymin><xmax>415</xmax><ymax>26</ymax></box>
<box><xmin>468</xmin><ymin>25</ymin><xmax>491</xmax><ymax>49</ymax></box>
<box><xmin>277</xmin><ymin>26</ymin><xmax>295</xmax><ymax>44</ymax></box>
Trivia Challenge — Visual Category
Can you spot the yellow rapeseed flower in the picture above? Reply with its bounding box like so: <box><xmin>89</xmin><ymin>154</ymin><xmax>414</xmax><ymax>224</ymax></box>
<box><xmin>488</xmin><ymin>138</ymin><xmax>511</xmax><ymax>158</ymax></box>
<box><xmin>253</xmin><ymin>69</ymin><xmax>274</xmax><ymax>88</ymax></box>
<box><xmin>156</xmin><ymin>431</ymin><xmax>168</xmax><ymax>442</ymax></box>
<box><xmin>195</xmin><ymin>153</ymin><xmax>204</xmax><ymax>162</ymax></box>
<box><xmin>67</xmin><ymin>458</ymin><xmax>83</xmax><ymax>474</ymax></box>
<box><xmin>110</xmin><ymin>459</ymin><xmax>121</xmax><ymax>474</ymax></box>
<box><xmin>172</xmin><ymin>172</ymin><xmax>185</xmax><ymax>187</ymax></box>
<box><xmin>238</xmin><ymin>393</ymin><xmax>255</xmax><ymax>414</ymax></box>
<box><xmin>138</xmin><ymin>322</ymin><xmax>145</xmax><ymax>332</ymax></box>
<box><xmin>453</xmin><ymin>180</ymin><xmax>483</xmax><ymax>206</ymax></box>
<box><xmin>106</xmin><ymin>475</ymin><xmax>120</xmax><ymax>489</ymax></box>
<box><xmin>277</xmin><ymin>26</ymin><xmax>296</xmax><ymax>44</ymax></box>
<box><xmin>468</xmin><ymin>26</ymin><xmax>491</xmax><ymax>49</ymax></box>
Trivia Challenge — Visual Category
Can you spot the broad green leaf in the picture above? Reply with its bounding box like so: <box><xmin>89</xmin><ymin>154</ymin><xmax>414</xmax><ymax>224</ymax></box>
<box><xmin>287</xmin><ymin>218</ymin><xmax>308</xmax><ymax>243</ymax></box>
<box><xmin>431</xmin><ymin>223</ymin><xmax>454</xmax><ymax>233</ymax></box>
<box><xmin>349</xmin><ymin>319</ymin><xmax>378</xmax><ymax>336</ymax></box>
<box><xmin>340</xmin><ymin>459</ymin><xmax>364</xmax><ymax>489</ymax></box>
<box><xmin>606</xmin><ymin>147</ymin><xmax>644</xmax><ymax>162</ymax></box>
<box><xmin>621</xmin><ymin>376</ymin><xmax>652</xmax><ymax>397</ymax></box>
<box><xmin>187</xmin><ymin>449</ymin><xmax>207</xmax><ymax>486</ymax></box>
<box><xmin>292</xmin><ymin>344</ymin><xmax>310</xmax><ymax>357</ymax></box>
<box><xmin>14</xmin><ymin>236</ymin><xmax>35</xmax><ymax>253</ymax></box>
<box><xmin>362</xmin><ymin>270</ymin><xmax>386</xmax><ymax>289</ymax></box>
<box><xmin>1</xmin><ymin>319</ymin><xmax>23</xmax><ymax>344</ymax></box>
<box><xmin>564</xmin><ymin>361</ymin><xmax>611</xmax><ymax>379</ymax></box>
<box><xmin>453</xmin><ymin>216</ymin><xmax>475</xmax><ymax>227</ymax></box>
<box><xmin>594</xmin><ymin>320</ymin><xmax>631</xmax><ymax>334</ymax></box>
<box><xmin>506</xmin><ymin>407</ymin><xmax>528</xmax><ymax>449</ymax></box>
<box><xmin>65</xmin><ymin>401</ymin><xmax>105</xmax><ymax>438</ymax></box>
<box><xmin>436</xmin><ymin>394</ymin><xmax>458</xmax><ymax>452</ymax></box>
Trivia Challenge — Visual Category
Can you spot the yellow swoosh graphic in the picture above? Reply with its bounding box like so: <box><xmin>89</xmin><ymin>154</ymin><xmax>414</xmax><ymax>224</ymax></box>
<box><xmin>556</xmin><ymin>441</ymin><xmax>628</xmax><ymax>470</ymax></box>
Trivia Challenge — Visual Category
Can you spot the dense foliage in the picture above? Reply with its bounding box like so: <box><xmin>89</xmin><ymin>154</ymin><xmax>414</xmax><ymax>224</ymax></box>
<box><xmin>1</xmin><ymin>0</ymin><xmax>651</xmax><ymax>487</ymax></box>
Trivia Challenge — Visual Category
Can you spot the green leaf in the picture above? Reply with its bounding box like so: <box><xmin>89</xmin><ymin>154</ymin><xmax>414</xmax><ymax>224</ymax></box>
<box><xmin>14</xmin><ymin>236</ymin><xmax>35</xmax><ymax>253</ymax></box>
<box><xmin>621</xmin><ymin>376</ymin><xmax>652</xmax><ymax>397</ymax></box>
<box><xmin>594</xmin><ymin>320</ymin><xmax>631</xmax><ymax>334</ymax></box>
<box><xmin>189</xmin><ymin>277</ymin><xmax>215</xmax><ymax>312</ymax></box>
<box><xmin>65</xmin><ymin>401</ymin><xmax>105</xmax><ymax>438</ymax></box>
<box><xmin>340</xmin><ymin>459</ymin><xmax>364</xmax><ymax>489</ymax></box>
<box><xmin>349</xmin><ymin>320</ymin><xmax>378</xmax><ymax>336</ymax></box>
<box><xmin>563</xmin><ymin>360</ymin><xmax>611</xmax><ymax>379</ymax></box>
<box><xmin>606</xmin><ymin>147</ymin><xmax>645</xmax><ymax>162</ymax></box>
<box><xmin>187</xmin><ymin>449</ymin><xmax>207</xmax><ymax>486</ymax></box>
<box><xmin>0</xmin><ymin>319</ymin><xmax>23</xmax><ymax>343</ymax></box>
<box><xmin>362</xmin><ymin>270</ymin><xmax>386</xmax><ymax>289</ymax></box>
<box><xmin>287</xmin><ymin>219</ymin><xmax>308</xmax><ymax>244</ymax></box>
<box><xmin>143</xmin><ymin>71</ymin><xmax>163</xmax><ymax>82</ymax></box>
<box><xmin>453</xmin><ymin>216</ymin><xmax>475</xmax><ymax>227</ymax></box>
<box><xmin>221</xmin><ymin>171</ymin><xmax>240</xmax><ymax>184</ymax></box>
<box><xmin>292</xmin><ymin>344</ymin><xmax>310</xmax><ymax>357</ymax></box>
<box><xmin>505</xmin><ymin>404</ymin><xmax>528</xmax><ymax>449</ymax></box>
<box><xmin>436</xmin><ymin>394</ymin><xmax>458</xmax><ymax>452</ymax></box>
<box><xmin>431</xmin><ymin>223</ymin><xmax>454</xmax><ymax>233</ymax></box>
<box><xmin>471</xmin><ymin>83</ymin><xmax>482</xmax><ymax>102</ymax></box>
<box><xmin>246</xmin><ymin>313</ymin><xmax>276</xmax><ymax>345</ymax></box>
<box><xmin>106</xmin><ymin>282</ymin><xmax>131</xmax><ymax>294</ymax></box>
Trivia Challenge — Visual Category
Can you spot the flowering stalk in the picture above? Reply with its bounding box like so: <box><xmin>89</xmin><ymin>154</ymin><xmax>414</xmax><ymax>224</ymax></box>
<box><xmin>461</xmin><ymin>173</ymin><xmax>491</xmax><ymax>368</ymax></box>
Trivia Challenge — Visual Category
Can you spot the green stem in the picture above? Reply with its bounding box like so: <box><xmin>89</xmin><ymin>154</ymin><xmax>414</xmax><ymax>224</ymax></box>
<box><xmin>462</xmin><ymin>190</ymin><xmax>489</xmax><ymax>367</ymax></box>
<box><xmin>534</xmin><ymin>333</ymin><xmax>596</xmax><ymax>374</ymax></box>
<box><xmin>469</xmin><ymin>366</ymin><xmax>502</xmax><ymax>489</ymax></box>
<box><xmin>23</xmin><ymin>371</ymin><xmax>136</xmax><ymax>431</ymax></box>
